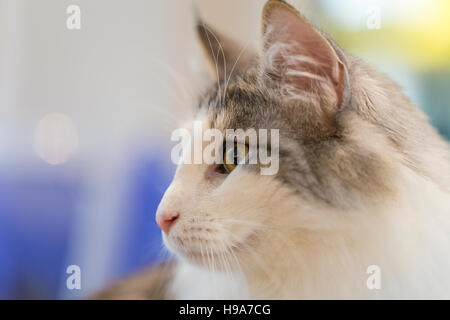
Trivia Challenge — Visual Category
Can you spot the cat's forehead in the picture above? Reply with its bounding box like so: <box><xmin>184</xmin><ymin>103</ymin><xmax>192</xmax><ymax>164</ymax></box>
<box><xmin>201</xmin><ymin>74</ymin><xmax>281</xmax><ymax>132</ymax></box>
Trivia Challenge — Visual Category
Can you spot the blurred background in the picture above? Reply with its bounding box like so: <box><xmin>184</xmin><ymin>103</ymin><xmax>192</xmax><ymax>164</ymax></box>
<box><xmin>0</xmin><ymin>0</ymin><xmax>449</xmax><ymax>299</ymax></box>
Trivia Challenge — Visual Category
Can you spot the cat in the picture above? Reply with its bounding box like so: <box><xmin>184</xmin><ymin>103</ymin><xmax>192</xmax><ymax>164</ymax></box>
<box><xmin>95</xmin><ymin>0</ymin><xmax>450</xmax><ymax>299</ymax></box>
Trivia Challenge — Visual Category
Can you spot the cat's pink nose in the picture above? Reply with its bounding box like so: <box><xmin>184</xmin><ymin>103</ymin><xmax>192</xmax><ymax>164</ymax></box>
<box><xmin>156</xmin><ymin>211</ymin><xmax>179</xmax><ymax>234</ymax></box>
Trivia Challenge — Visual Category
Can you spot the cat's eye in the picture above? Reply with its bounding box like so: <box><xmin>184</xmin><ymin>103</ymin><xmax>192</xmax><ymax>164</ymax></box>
<box><xmin>223</xmin><ymin>143</ymin><xmax>249</xmax><ymax>173</ymax></box>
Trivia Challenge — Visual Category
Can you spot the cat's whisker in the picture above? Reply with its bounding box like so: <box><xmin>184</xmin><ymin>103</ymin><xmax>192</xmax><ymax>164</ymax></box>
<box><xmin>215</xmin><ymin>218</ymin><xmax>265</xmax><ymax>229</ymax></box>
<box><xmin>201</xmin><ymin>23</ymin><xmax>224</xmax><ymax>109</ymax></box>
<box><xmin>209</xmin><ymin>245</ymin><xmax>217</xmax><ymax>275</ymax></box>
<box><xmin>222</xmin><ymin>44</ymin><xmax>248</xmax><ymax>107</ymax></box>
<box><xmin>217</xmin><ymin>245</ymin><xmax>230</xmax><ymax>277</ymax></box>
<box><xmin>221</xmin><ymin>241</ymin><xmax>235</xmax><ymax>275</ymax></box>
<box><xmin>223</xmin><ymin>239</ymin><xmax>244</xmax><ymax>277</ymax></box>
<box><xmin>199</xmin><ymin>239</ymin><xmax>207</xmax><ymax>270</ymax></box>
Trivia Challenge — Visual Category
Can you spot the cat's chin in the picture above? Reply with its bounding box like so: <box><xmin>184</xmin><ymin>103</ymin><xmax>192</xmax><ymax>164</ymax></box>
<box><xmin>178</xmin><ymin>249</ymin><xmax>218</xmax><ymax>266</ymax></box>
<box><xmin>164</xmin><ymin>236</ymin><xmax>242</xmax><ymax>271</ymax></box>
<box><xmin>174</xmin><ymin>248</ymin><xmax>241</xmax><ymax>271</ymax></box>
<box><xmin>162</xmin><ymin>228</ymin><xmax>256</xmax><ymax>271</ymax></box>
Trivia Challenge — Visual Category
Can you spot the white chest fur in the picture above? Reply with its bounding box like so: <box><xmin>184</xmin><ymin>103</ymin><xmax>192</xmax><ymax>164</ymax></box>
<box><xmin>169</xmin><ymin>262</ymin><xmax>249</xmax><ymax>300</ymax></box>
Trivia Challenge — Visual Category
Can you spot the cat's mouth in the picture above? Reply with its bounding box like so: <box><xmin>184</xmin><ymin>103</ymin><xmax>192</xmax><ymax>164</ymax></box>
<box><xmin>164</xmin><ymin>234</ymin><xmax>244</xmax><ymax>270</ymax></box>
<box><xmin>180</xmin><ymin>249</ymin><xmax>220</xmax><ymax>262</ymax></box>
<box><xmin>175</xmin><ymin>246</ymin><xmax>236</xmax><ymax>269</ymax></box>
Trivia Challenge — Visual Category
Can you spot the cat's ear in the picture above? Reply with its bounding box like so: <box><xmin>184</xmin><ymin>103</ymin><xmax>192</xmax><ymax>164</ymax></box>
<box><xmin>197</xmin><ymin>21</ymin><xmax>256</xmax><ymax>83</ymax></box>
<box><xmin>262</xmin><ymin>0</ymin><xmax>349</xmax><ymax>116</ymax></box>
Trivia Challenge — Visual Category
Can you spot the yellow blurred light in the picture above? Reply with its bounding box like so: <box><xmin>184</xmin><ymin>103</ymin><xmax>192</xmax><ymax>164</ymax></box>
<box><xmin>335</xmin><ymin>0</ymin><xmax>450</xmax><ymax>70</ymax></box>
<box><xmin>394</xmin><ymin>0</ymin><xmax>450</xmax><ymax>68</ymax></box>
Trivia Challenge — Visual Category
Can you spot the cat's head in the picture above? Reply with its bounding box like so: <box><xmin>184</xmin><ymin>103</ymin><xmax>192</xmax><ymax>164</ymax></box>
<box><xmin>155</xmin><ymin>0</ymin><xmax>413</xmax><ymax>273</ymax></box>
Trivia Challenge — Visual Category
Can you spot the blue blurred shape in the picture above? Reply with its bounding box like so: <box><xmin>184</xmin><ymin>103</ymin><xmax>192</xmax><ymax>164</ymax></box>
<box><xmin>116</xmin><ymin>148</ymin><xmax>175</xmax><ymax>277</ymax></box>
<box><xmin>0</xmin><ymin>166</ymin><xmax>81</xmax><ymax>299</ymax></box>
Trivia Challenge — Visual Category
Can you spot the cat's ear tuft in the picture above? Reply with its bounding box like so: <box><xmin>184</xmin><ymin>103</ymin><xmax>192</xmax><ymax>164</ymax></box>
<box><xmin>261</xmin><ymin>0</ymin><xmax>349</xmax><ymax>113</ymax></box>
<box><xmin>197</xmin><ymin>20</ymin><xmax>256</xmax><ymax>83</ymax></box>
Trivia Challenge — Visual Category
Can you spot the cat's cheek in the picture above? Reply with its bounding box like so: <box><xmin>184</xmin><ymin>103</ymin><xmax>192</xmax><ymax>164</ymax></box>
<box><xmin>161</xmin><ymin>232</ymin><xmax>181</xmax><ymax>257</ymax></box>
